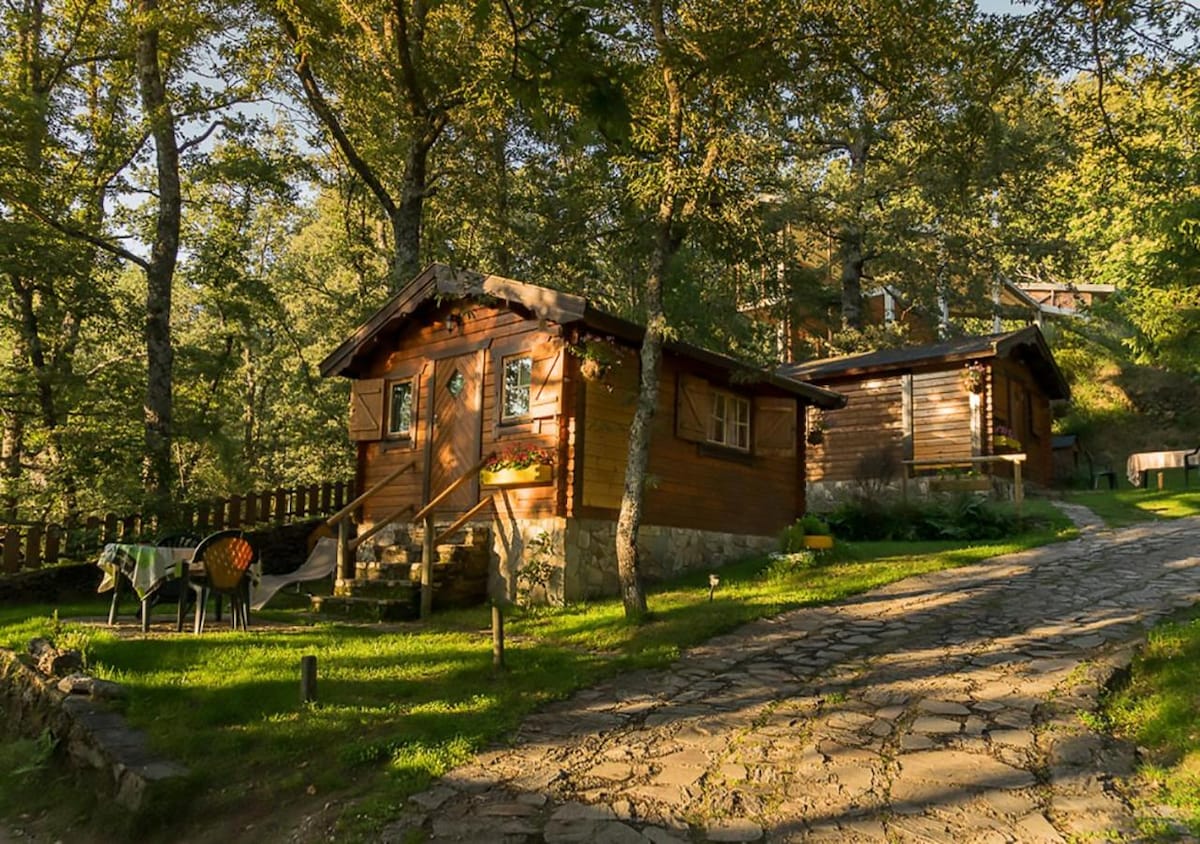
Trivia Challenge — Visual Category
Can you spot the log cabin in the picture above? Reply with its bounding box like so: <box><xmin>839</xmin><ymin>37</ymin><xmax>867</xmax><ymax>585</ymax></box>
<box><xmin>319</xmin><ymin>264</ymin><xmax>845</xmax><ymax>606</ymax></box>
<box><xmin>780</xmin><ymin>327</ymin><xmax>1070</xmax><ymax>505</ymax></box>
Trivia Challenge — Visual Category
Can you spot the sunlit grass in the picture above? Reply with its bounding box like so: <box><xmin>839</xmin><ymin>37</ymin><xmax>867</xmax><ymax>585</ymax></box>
<box><xmin>0</xmin><ymin>517</ymin><xmax>1075</xmax><ymax>840</ymax></box>
<box><xmin>1065</xmin><ymin>486</ymin><xmax>1200</xmax><ymax>527</ymax></box>
<box><xmin>1102</xmin><ymin>607</ymin><xmax>1200</xmax><ymax>837</ymax></box>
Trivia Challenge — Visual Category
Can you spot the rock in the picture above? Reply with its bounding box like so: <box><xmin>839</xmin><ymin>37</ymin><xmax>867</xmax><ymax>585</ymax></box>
<box><xmin>57</xmin><ymin>674</ymin><xmax>125</xmax><ymax>700</ymax></box>
<box><xmin>706</xmin><ymin>818</ymin><xmax>763</xmax><ymax>841</ymax></box>
<box><xmin>29</xmin><ymin>638</ymin><xmax>83</xmax><ymax>677</ymax></box>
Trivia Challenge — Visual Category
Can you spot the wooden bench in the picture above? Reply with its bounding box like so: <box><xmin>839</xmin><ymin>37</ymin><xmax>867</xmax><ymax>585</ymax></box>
<box><xmin>901</xmin><ymin>454</ymin><xmax>1027</xmax><ymax>517</ymax></box>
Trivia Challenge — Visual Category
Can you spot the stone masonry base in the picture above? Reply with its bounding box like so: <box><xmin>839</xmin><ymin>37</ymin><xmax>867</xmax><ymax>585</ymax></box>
<box><xmin>487</xmin><ymin>516</ymin><xmax>777</xmax><ymax>605</ymax></box>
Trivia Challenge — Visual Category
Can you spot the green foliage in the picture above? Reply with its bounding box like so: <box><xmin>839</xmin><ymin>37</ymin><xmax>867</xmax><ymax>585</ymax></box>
<box><xmin>1103</xmin><ymin>608</ymin><xmax>1200</xmax><ymax>836</ymax></box>
<box><xmin>760</xmin><ymin>550</ymin><xmax>820</xmax><ymax>581</ymax></box>
<box><xmin>780</xmin><ymin>514</ymin><xmax>831</xmax><ymax>552</ymax></box>
<box><xmin>825</xmin><ymin>494</ymin><xmax>1063</xmax><ymax>542</ymax></box>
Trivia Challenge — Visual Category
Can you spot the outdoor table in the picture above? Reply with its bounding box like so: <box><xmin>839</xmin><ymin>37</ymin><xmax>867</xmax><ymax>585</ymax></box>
<box><xmin>96</xmin><ymin>543</ymin><xmax>197</xmax><ymax>631</ymax></box>
<box><xmin>1126</xmin><ymin>448</ymin><xmax>1199</xmax><ymax>488</ymax></box>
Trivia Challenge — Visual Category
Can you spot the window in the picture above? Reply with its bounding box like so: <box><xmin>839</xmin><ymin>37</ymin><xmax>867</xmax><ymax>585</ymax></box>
<box><xmin>709</xmin><ymin>391</ymin><xmax>750</xmax><ymax>451</ymax></box>
<box><xmin>501</xmin><ymin>355</ymin><xmax>532</xmax><ymax>421</ymax></box>
<box><xmin>387</xmin><ymin>379</ymin><xmax>414</xmax><ymax>437</ymax></box>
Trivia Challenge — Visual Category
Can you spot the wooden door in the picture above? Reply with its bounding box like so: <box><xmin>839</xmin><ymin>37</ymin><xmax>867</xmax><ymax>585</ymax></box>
<box><xmin>429</xmin><ymin>351</ymin><xmax>483</xmax><ymax>514</ymax></box>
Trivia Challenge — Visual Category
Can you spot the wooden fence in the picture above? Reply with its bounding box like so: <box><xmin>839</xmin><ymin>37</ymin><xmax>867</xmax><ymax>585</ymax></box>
<box><xmin>0</xmin><ymin>480</ymin><xmax>355</xmax><ymax>574</ymax></box>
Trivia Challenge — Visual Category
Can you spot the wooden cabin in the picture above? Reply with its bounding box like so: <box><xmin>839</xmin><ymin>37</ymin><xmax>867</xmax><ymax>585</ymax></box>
<box><xmin>780</xmin><ymin>327</ymin><xmax>1070</xmax><ymax>503</ymax></box>
<box><xmin>320</xmin><ymin>264</ymin><xmax>845</xmax><ymax>604</ymax></box>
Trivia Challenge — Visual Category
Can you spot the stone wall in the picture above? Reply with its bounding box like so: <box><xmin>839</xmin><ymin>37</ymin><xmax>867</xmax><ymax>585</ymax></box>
<box><xmin>487</xmin><ymin>516</ymin><xmax>568</xmax><ymax>605</ymax></box>
<box><xmin>561</xmin><ymin>520</ymin><xmax>777</xmax><ymax>601</ymax></box>
<box><xmin>0</xmin><ymin>646</ymin><xmax>188</xmax><ymax>812</ymax></box>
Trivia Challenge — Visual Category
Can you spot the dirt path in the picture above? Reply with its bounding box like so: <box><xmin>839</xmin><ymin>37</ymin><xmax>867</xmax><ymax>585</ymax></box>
<box><xmin>376</xmin><ymin>514</ymin><xmax>1200</xmax><ymax>843</ymax></box>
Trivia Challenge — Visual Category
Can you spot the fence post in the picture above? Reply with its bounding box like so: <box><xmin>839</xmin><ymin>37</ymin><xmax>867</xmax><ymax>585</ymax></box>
<box><xmin>257</xmin><ymin>492</ymin><xmax>270</xmax><ymax>524</ymax></box>
<box><xmin>104</xmin><ymin>513</ymin><xmax>118</xmax><ymax>544</ymax></box>
<box><xmin>228</xmin><ymin>495</ymin><xmax>243</xmax><ymax>528</ymax></box>
<box><xmin>2</xmin><ymin>528</ymin><xmax>21</xmax><ymax>573</ymax></box>
<box><xmin>320</xmin><ymin>482</ymin><xmax>332</xmax><ymax>515</ymax></box>
<box><xmin>213</xmin><ymin>498</ymin><xmax>226</xmax><ymax>530</ymax></box>
<box><xmin>44</xmin><ymin>524</ymin><xmax>61</xmax><ymax>566</ymax></box>
<box><xmin>24</xmin><ymin>524</ymin><xmax>43</xmax><ymax>570</ymax></box>
<box><xmin>307</xmin><ymin>484</ymin><xmax>319</xmax><ymax>516</ymax></box>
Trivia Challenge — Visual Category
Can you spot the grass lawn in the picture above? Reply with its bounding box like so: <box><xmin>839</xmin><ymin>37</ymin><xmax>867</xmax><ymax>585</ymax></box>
<box><xmin>1098</xmin><ymin>606</ymin><xmax>1200</xmax><ymax>839</ymax></box>
<box><xmin>0</xmin><ymin>504</ymin><xmax>1074</xmax><ymax>842</ymax></box>
<box><xmin>1064</xmin><ymin>483</ymin><xmax>1200</xmax><ymax>527</ymax></box>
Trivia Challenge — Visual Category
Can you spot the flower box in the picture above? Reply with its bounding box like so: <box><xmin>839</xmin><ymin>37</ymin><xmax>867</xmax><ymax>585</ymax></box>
<box><xmin>802</xmin><ymin>534</ymin><xmax>834</xmax><ymax>550</ymax></box>
<box><xmin>480</xmin><ymin>464</ymin><xmax>553</xmax><ymax>487</ymax></box>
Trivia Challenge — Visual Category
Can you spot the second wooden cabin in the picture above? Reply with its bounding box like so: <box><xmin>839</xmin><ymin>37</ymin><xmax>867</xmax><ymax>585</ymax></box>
<box><xmin>320</xmin><ymin>264</ymin><xmax>845</xmax><ymax>607</ymax></box>
<box><xmin>780</xmin><ymin>327</ymin><xmax>1071</xmax><ymax>505</ymax></box>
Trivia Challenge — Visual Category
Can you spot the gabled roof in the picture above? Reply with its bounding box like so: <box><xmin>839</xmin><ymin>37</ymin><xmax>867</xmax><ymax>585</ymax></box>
<box><xmin>320</xmin><ymin>263</ymin><xmax>846</xmax><ymax>408</ymax></box>
<box><xmin>779</xmin><ymin>325</ymin><xmax>1071</xmax><ymax>400</ymax></box>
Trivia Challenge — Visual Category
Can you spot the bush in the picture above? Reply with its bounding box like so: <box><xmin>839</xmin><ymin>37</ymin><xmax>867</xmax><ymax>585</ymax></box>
<box><xmin>826</xmin><ymin>494</ymin><xmax>1020</xmax><ymax>542</ymax></box>
<box><xmin>780</xmin><ymin>514</ymin><xmax>831</xmax><ymax>552</ymax></box>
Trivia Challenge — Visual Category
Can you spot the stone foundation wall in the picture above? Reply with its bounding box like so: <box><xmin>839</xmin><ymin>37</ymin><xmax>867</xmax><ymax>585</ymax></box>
<box><xmin>487</xmin><ymin>517</ymin><xmax>568</xmax><ymax>606</ymax></box>
<box><xmin>561</xmin><ymin>520</ymin><xmax>777</xmax><ymax>602</ymax></box>
<box><xmin>479</xmin><ymin>516</ymin><xmax>776</xmax><ymax>605</ymax></box>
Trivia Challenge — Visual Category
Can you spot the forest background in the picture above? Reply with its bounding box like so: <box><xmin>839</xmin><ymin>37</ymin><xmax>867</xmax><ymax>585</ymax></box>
<box><xmin>1</xmin><ymin>0</ymin><xmax>1197</xmax><ymax>527</ymax></box>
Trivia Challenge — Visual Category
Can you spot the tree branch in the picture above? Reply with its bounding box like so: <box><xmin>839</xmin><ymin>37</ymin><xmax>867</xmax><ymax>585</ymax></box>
<box><xmin>0</xmin><ymin>188</ymin><xmax>150</xmax><ymax>270</ymax></box>
<box><xmin>278</xmin><ymin>9</ymin><xmax>397</xmax><ymax>218</ymax></box>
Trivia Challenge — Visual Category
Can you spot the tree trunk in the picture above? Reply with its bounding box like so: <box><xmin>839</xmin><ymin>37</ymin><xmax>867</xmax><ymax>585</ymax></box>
<box><xmin>839</xmin><ymin>222</ymin><xmax>865</xmax><ymax>330</ymax></box>
<box><xmin>135</xmin><ymin>0</ymin><xmax>181</xmax><ymax>507</ymax></box>
<box><xmin>390</xmin><ymin>119</ymin><xmax>444</xmax><ymax>291</ymax></box>
<box><xmin>614</xmin><ymin>0</ymin><xmax>684</xmax><ymax>622</ymax></box>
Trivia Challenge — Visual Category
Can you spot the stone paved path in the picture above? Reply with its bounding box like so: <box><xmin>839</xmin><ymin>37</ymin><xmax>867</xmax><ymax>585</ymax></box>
<box><xmin>383</xmin><ymin>515</ymin><xmax>1200</xmax><ymax>843</ymax></box>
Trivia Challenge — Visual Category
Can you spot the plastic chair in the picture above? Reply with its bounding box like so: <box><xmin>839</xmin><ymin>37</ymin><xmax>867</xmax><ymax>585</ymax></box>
<box><xmin>187</xmin><ymin>530</ymin><xmax>258</xmax><ymax>633</ymax></box>
<box><xmin>1083</xmin><ymin>448</ymin><xmax>1116</xmax><ymax>490</ymax></box>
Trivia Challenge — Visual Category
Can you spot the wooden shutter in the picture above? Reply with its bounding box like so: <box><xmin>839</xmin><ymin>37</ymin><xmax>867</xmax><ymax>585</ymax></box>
<box><xmin>676</xmin><ymin>373</ymin><xmax>711</xmax><ymax>442</ymax></box>
<box><xmin>754</xmin><ymin>397</ymin><xmax>796</xmax><ymax>457</ymax></box>
<box><xmin>529</xmin><ymin>342</ymin><xmax>563</xmax><ymax>419</ymax></box>
<box><xmin>348</xmin><ymin>378</ymin><xmax>384</xmax><ymax>441</ymax></box>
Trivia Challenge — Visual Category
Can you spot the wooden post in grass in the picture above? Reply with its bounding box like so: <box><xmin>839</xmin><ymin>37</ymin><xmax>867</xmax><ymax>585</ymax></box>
<box><xmin>492</xmin><ymin>603</ymin><xmax>505</xmax><ymax>672</ymax></box>
<box><xmin>421</xmin><ymin>513</ymin><xmax>435</xmax><ymax>620</ymax></box>
<box><xmin>300</xmin><ymin>655</ymin><xmax>317</xmax><ymax>703</ymax></box>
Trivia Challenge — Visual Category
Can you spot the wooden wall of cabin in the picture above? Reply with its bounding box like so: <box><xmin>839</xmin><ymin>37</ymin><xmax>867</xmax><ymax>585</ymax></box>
<box><xmin>575</xmin><ymin>348</ymin><xmax>803</xmax><ymax>536</ymax></box>
<box><xmin>910</xmin><ymin>368</ymin><xmax>974</xmax><ymax>463</ymax></box>
<box><xmin>348</xmin><ymin>301</ymin><xmax>566</xmax><ymax>532</ymax></box>
<box><xmin>989</xmin><ymin>357</ymin><xmax>1053</xmax><ymax>484</ymax></box>
<box><xmin>806</xmin><ymin>376</ymin><xmax>905</xmax><ymax>483</ymax></box>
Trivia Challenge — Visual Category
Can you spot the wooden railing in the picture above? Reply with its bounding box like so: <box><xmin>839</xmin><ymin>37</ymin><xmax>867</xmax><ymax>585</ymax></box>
<box><xmin>901</xmin><ymin>454</ymin><xmax>1026</xmax><ymax>516</ymax></box>
<box><xmin>329</xmin><ymin>454</ymin><xmax>496</xmax><ymax>620</ymax></box>
<box><xmin>0</xmin><ymin>479</ymin><xmax>355</xmax><ymax>575</ymax></box>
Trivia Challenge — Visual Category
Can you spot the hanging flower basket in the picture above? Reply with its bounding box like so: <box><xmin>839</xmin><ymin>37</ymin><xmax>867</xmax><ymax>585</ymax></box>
<box><xmin>961</xmin><ymin>361</ymin><xmax>986</xmax><ymax>394</ymax></box>
<box><xmin>579</xmin><ymin>357</ymin><xmax>612</xmax><ymax>382</ymax></box>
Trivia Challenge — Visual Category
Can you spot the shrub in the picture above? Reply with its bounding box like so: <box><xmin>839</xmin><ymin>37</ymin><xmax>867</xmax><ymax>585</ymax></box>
<box><xmin>760</xmin><ymin>551</ymin><xmax>819</xmax><ymax>581</ymax></box>
<box><xmin>779</xmin><ymin>514</ymin><xmax>832</xmax><ymax>552</ymax></box>
<box><xmin>827</xmin><ymin>494</ymin><xmax>1020</xmax><ymax>542</ymax></box>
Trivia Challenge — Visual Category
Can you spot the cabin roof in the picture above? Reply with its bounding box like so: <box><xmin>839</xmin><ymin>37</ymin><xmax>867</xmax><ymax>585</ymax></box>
<box><xmin>319</xmin><ymin>263</ymin><xmax>846</xmax><ymax>409</ymax></box>
<box><xmin>779</xmin><ymin>326</ymin><xmax>1071</xmax><ymax>400</ymax></box>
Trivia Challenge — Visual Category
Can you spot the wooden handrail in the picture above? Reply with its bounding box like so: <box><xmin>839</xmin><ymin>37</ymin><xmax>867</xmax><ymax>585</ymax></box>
<box><xmin>434</xmin><ymin>495</ymin><xmax>496</xmax><ymax>545</ymax></box>
<box><xmin>327</xmin><ymin>461</ymin><xmax>416</xmax><ymax>527</ymax></box>
<box><xmin>411</xmin><ymin>452</ymin><xmax>496</xmax><ymax>524</ymax></box>
<box><xmin>349</xmin><ymin>503</ymin><xmax>416</xmax><ymax>551</ymax></box>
